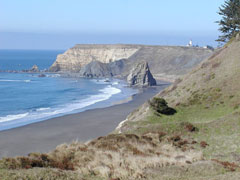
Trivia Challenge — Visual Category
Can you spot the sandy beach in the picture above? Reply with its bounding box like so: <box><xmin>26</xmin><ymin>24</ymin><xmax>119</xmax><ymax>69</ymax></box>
<box><xmin>0</xmin><ymin>83</ymin><xmax>169</xmax><ymax>158</ymax></box>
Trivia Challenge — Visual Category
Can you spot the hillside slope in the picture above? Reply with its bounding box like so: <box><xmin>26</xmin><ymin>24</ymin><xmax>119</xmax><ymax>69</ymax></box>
<box><xmin>127</xmin><ymin>46</ymin><xmax>212</xmax><ymax>80</ymax></box>
<box><xmin>119</xmin><ymin>35</ymin><xmax>240</xmax><ymax>169</ymax></box>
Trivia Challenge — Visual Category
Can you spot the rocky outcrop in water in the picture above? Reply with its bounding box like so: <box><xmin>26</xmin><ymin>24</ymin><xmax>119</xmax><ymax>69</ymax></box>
<box><xmin>29</xmin><ymin>65</ymin><xmax>39</xmax><ymax>72</ymax></box>
<box><xmin>38</xmin><ymin>74</ymin><xmax>46</xmax><ymax>77</ymax></box>
<box><xmin>127</xmin><ymin>61</ymin><xmax>156</xmax><ymax>86</ymax></box>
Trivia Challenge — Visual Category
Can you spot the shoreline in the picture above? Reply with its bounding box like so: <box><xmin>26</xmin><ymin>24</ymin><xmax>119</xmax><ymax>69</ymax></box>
<box><xmin>0</xmin><ymin>83</ymin><xmax>169</xmax><ymax>158</ymax></box>
<box><xmin>0</xmin><ymin>76</ymin><xmax>136</xmax><ymax>131</ymax></box>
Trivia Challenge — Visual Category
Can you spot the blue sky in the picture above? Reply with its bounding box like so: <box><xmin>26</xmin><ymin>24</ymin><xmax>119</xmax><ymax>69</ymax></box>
<box><xmin>0</xmin><ymin>0</ymin><xmax>225</xmax><ymax>49</ymax></box>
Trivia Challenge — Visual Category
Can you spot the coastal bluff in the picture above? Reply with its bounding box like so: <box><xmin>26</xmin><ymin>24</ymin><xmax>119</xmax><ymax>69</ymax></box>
<box><xmin>49</xmin><ymin>44</ymin><xmax>213</xmax><ymax>82</ymax></box>
<box><xmin>50</xmin><ymin>44</ymin><xmax>139</xmax><ymax>72</ymax></box>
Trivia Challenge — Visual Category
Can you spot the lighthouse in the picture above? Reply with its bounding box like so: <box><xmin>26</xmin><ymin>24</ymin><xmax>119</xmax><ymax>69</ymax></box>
<box><xmin>187</xmin><ymin>40</ymin><xmax>193</xmax><ymax>47</ymax></box>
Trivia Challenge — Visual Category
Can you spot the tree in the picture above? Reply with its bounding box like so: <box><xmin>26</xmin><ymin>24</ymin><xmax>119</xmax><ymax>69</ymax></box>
<box><xmin>216</xmin><ymin>0</ymin><xmax>240</xmax><ymax>42</ymax></box>
<box><xmin>148</xmin><ymin>97</ymin><xmax>176</xmax><ymax>115</ymax></box>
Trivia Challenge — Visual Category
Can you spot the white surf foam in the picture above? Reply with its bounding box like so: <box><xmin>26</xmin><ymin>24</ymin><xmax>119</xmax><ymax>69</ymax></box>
<box><xmin>112</xmin><ymin>81</ymin><xmax>119</xmax><ymax>85</ymax></box>
<box><xmin>36</xmin><ymin>107</ymin><xmax>51</xmax><ymax>112</ymax></box>
<box><xmin>48</xmin><ymin>85</ymin><xmax>121</xmax><ymax>115</ymax></box>
<box><xmin>0</xmin><ymin>79</ymin><xmax>31</xmax><ymax>83</ymax></box>
<box><xmin>0</xmin><ymin>85</ymin><xmax>121</xmax><ymax>125</ymax></box>
<box><xmin>0</xmin><ymin>113</ymin><xmax>29</xmax><ymax>123</ymax></box>
<box><xmin>91</xmin><ymin>79</ymin><xmax>111</xmax><ymax>84</ymax></box>
<box><xmin>46</xmin><ymin>74</ymin><xmax>61</xmax><ymax>78</ymax></box>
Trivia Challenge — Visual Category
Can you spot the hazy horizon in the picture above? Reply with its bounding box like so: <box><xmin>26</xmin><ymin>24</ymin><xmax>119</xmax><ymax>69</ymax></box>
<box><xmin>0</xmin><ymin>0</ymin><xmax>225</xmax><ymax>49</ymax></box>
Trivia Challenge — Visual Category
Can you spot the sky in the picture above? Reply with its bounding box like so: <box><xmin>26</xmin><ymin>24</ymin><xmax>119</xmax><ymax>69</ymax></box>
<box><xmin>0</xmin><ymin>0</ymin><xmax>225</xmax><ymax>50</ymax></box>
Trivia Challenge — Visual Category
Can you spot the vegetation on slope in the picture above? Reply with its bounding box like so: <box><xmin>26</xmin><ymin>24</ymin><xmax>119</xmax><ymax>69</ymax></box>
<box><xmin>117</xmin><ymin>35</ymin><xmax>240</xmax><ymax>179</ymax></box>
<box><xmin>0</xmin><ymin>132</ymin><xmax>204</xmax><ymax>179</ymax></box>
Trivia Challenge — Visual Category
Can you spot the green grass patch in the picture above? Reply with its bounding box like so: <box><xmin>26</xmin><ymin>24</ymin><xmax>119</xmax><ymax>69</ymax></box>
<box><xmin>125</xmin><ymin>102</ymin><xmax>240</xmax><ymax>162</ymax></box>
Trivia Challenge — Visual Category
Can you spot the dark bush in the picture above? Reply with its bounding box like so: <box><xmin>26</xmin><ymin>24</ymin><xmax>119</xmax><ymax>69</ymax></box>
<box><xmin>200</xmin><ymin>141</ymin><xmax>209</xmax><ymax>148</ymax></box>
<box><xmin>149</xmin><ymin>97</ymin><xmax>176</xmax><ymax>115</ymax></box>
<box><xmin>181</xmin><ymin>122</ymin><xmax>199</xmax><ymax>132</ymax></box>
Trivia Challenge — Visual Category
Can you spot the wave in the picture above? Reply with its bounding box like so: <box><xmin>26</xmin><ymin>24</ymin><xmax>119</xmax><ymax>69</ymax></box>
<box><xmin>0</xmin><ymin>113</ymin><xmax>29</xmax><ymax>123</ymax></box>
<box><xmin>91</xmin><ymin>79</ymin><xmax>111</xmax><ymax>84</ymax></box>
<box><xmin>46</xmin><ymin>85</ymin><xmax>121</xmax><ymax>115</ymax></box>
<box><xmin>46</xmin><ymin>74</ymin><xmax>61</xmax><ymax>78</ymax></box>
<box><xmin>36</xmin><ymin>107</ymin><xmax>51</xmax><ymax>112</ymax></box>
<box><xmin>0</xmin><ymin>79</ymin><xmax>31</xmax><ymax>83</ymax></box>
<box><xmin>112</xmin><ymin>81</ymin><xmax>119</xmax><ymax>85</ymax></box>
<box><xmin>0</xmin><ymin>85</ymin><xmax>121</xmax><ymax>127</ymax></box>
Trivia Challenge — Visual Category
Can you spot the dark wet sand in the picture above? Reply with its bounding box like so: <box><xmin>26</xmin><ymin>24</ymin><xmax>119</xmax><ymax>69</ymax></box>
<box><xmin>0</xmin><ymin>84</ymin><xmax>169</xmax><ymax>158</ymax></box>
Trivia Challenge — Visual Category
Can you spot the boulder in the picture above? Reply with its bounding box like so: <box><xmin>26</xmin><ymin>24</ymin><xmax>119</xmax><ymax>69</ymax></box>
<box><xmin>30</xmin><ymin>65</ymin><xmax>39</xmax><ymax>72</ymax></box>
<box><xmin>38</xmin><ymin>74</ymin><xmax>46</xmax><ymax>77</ymax></box>
<box><xmin>127</xmin><ymin>61</ymin><xmax>156</xmax><ymax>87</ymax></box>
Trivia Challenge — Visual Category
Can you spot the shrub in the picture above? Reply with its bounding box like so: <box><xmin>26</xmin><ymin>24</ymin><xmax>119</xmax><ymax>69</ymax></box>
<box><xmin>200</xmin><ymin>141</ymin><xmax>209</xmax><ymax>148</ymax></box>
<box><xmin>181</xmin><ymin>122</ymin><xmax>199</xmax><ymax>132</ymax></box>
<box><xmin>149</xmin><ymin>98</ymin><xmax>176</xmax><ymax>115</ymax></box>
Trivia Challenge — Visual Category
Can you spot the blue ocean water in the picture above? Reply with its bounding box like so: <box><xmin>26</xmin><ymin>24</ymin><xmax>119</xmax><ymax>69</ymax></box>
<box><xmin>0</xmin><ymin>50</ymin><xmax>137</xmax><ymax>131</ymax></box>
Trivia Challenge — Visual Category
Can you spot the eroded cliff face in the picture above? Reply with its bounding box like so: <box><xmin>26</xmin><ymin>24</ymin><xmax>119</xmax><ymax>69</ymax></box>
<box><xmin>49</xmin><ymin>44</ymin><xmax>139</xmax><ymax>72</ymax></box>
<box><xmin>49</xmin><ymin>44</ymin><xmax>213</xmax><ymax>82</ymax></box>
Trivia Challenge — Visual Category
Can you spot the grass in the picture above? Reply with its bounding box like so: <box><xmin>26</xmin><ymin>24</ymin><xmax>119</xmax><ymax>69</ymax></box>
<box><xmin>0</xmin><ymin>168</ymin><xmax>84</xmax><ymax>180</ymax></box>
<box><xmin>0</xmin><ymin>133</ymin><xmax>204</xmax><ymax>179</ymax></box>
<box><xmin>123</xmin><ymin>98</ymin><xmax>240</xmax><ymax>163</ymax></box>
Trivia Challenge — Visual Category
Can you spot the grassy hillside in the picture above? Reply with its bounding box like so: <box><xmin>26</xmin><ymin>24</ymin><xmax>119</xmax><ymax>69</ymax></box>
<box><xmin>1</xmin><ymin>37</ymin><xmax>240</xmax><ymax>179</ymax></box>
<box><xmin>118</xmin><ymin>35</ymin><xmax>240</xmax><ymax>178</ymax></box>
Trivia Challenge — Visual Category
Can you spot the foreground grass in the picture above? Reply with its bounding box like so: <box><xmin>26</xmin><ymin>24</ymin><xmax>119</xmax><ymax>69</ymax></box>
<box><xmin>0</xmin><ymin>168</ymin><xmax>84</xmax><ymax>180</ymax></box>
<box><xmin>0</xmin><ymin>132</ymin><xmax>204</xmax><ymax>179</ymax></box>
<box><xmin>125</xmin><ymin>103</ymin><xmax>240</xmax><ymax>161</ymax></box>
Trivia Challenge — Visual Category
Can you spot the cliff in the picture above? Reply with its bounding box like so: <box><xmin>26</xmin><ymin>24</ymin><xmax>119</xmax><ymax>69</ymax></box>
<box><xmin>49</xmin><ymin>44</ymin><xmax>213</xmax><ymax>81</ymax></box>
<box><xmin>49</xmin><ymin>44</ymin><xmax>139</xmax><ymax>72</ymax></box>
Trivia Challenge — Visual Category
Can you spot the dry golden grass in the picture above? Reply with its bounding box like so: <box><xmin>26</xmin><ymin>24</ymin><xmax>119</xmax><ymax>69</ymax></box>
<box><xmin>0</xmin><ymin>133</ymin><xmax>202</xmax><ymax>179</ymax></box>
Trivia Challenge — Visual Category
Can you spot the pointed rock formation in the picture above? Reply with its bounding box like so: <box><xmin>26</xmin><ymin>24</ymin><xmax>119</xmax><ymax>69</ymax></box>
<box><xmin>30</xmin><ymin>65</ymin><xmax>39</xmax><ymax>72</ymax></box>
<box><xmin>127</xmin><ymin>61</ymin><xmax>156</xmax><ymax>87</ymax></box>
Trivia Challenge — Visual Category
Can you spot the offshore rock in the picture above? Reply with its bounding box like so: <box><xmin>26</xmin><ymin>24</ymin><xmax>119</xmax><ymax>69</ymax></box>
<box><xmin>38</xmin><ymin>74</ymin><xmax>46</xmax><ymax>77</ymax></box>
<box><xmin>30</xmin><ymin>65</ymin><xmax>39</xmax><ymax>72</ymax></box>
<box><xmin>127</xmin><ymin>61</ymin><xmax>156</xmax><ymax>86</ymax></box>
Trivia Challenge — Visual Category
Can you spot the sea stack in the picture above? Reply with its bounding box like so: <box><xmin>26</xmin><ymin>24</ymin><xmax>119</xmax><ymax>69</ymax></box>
<box><xmin>30</xmin><ymin>65</ymin><xmax>39</xmax><ymax>72</ymax></box>
<box><xmin>127</xmin><ymin>61</ymin><xmax>156</xmax><ymax>87</ymax></box>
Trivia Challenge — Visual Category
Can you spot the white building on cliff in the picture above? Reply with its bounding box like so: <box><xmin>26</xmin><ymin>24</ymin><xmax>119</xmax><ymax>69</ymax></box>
<box><xmin>187</xmin><ymin>40</ymin><xmax>193</xmax><ymax>47</ymax></box>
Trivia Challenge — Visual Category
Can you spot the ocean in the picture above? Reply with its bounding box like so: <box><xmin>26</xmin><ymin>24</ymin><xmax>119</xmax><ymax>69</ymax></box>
<box><xmin>0</xmin><ymin>50</ymin><xmax>137</xmax><ymax>131</ymax></box>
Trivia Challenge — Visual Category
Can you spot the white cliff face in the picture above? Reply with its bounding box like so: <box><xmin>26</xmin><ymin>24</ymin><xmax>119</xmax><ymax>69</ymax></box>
<box><xmin>50</xmin><ymin>45</ymin><xmax>140</xmax><ymax>72</ymax></box>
